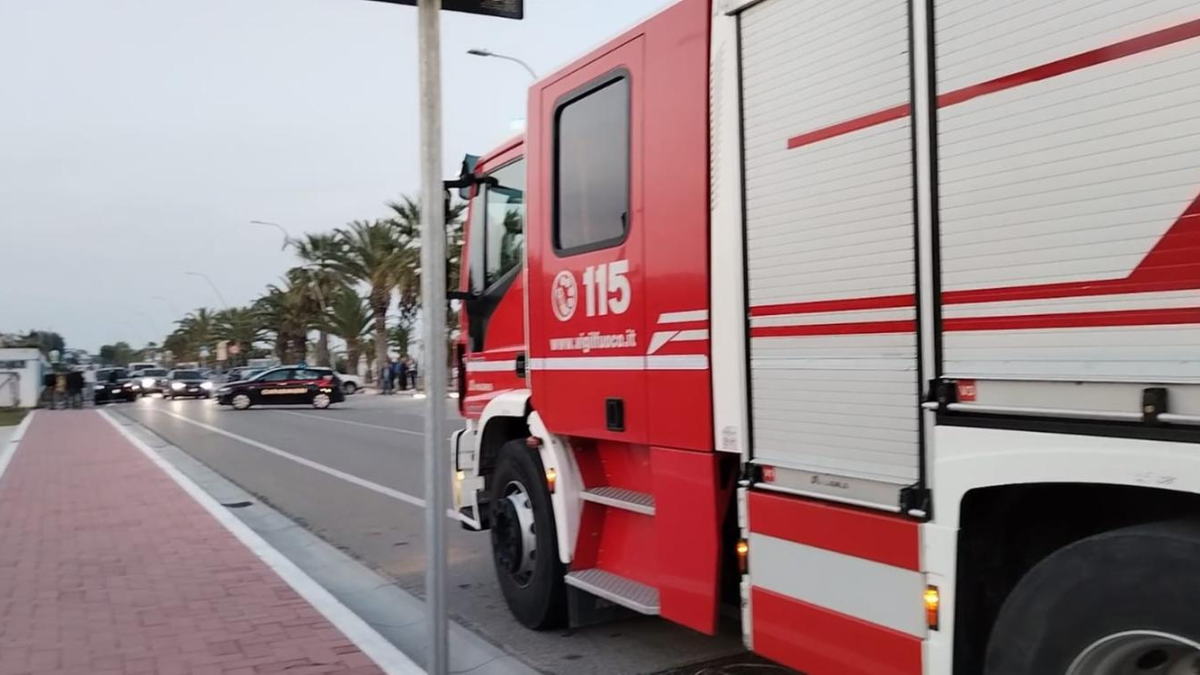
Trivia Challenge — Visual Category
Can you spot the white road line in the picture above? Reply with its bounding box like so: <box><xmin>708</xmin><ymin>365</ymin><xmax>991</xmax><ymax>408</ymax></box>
<box><xmin>150</xmin><ymin>408</ymin><xmax>427</xmax><ymax>507</ymax></box>
<box><xmin>98</xmin><ymin>410</ymin><xmax>424</xmax><ymax>675</ymax></box>
<box><xmin>0</xmin><ymin>411</ymin><xmax>37</xmax><ymax>490</ymax></box>
<box><xmin>276</xmin><ymin>410</ymin><xmax>424</xmax><ymax>436</ymax></box>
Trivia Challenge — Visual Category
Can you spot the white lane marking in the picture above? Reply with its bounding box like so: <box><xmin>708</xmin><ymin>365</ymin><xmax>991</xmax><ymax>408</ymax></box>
<box><xmin>151</xmin><ymin>408</ymin><xmax>426</xmax><ymax>507</ymax></box>
<box><xmin>657</xmin><ymin>309</ymin><xmax>709</xmax><ymax>324</ymax></box>
<box><xmin>98</xmin><ymin>410</ymin><xmax>424</xmax><ymax>675</ymax></box>
<box><xmin>0</xmin><ymin>411</ymin><xmax>37</xmax><ymax>490</ymax></box>
<box><xmin>276</xmin><ymin>410</ymin><xmax>424</xmax><ymax>436</ymax></box>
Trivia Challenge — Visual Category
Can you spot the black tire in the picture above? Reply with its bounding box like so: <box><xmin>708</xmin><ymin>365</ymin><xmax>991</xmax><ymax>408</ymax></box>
<box><xmin>985</xmin><ymin>520</ymin><xmax>1200</xmax><ymax>674</ymax></box>
<box><xmin>343</xmin><ymin>382</ymin><xmax>357</xmax><ymax>395</ymax></box>
<box><xmin>490</xmin><ymin>439</ymin><xmax>567</xmax><ymax>629</ymax></box>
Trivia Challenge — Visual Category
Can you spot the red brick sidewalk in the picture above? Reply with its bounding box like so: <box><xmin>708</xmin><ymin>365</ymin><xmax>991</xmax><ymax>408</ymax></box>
<box><xmin>0</xmin><ymin>411</ymin><xmax>389</xmax><ymax>675</ymax></box>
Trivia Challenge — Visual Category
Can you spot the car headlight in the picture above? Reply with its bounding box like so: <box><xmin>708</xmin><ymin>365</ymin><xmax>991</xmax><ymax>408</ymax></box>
<box><xmin>128</xmin><ymin>383</ymin><xmax>140</xmax><ymax>390</ymax></box>
<box><xmin>142</xmin><ymin>377</ymin><xmax>155</xmax><ymax>388</ymax></box>
<box><xmin>94</xmin><ymin>384</ymin><xmax>105</xmax><ymax>390</ymax></box>
<box><xmin>171</xmin><ymin>382</ymin><xmax>185</xmax><ymax>390</ymax></box>
<box><xmin>201</xmin><ymin>382</ymin><xmax>213</xmax><ymax>390</ymax></box>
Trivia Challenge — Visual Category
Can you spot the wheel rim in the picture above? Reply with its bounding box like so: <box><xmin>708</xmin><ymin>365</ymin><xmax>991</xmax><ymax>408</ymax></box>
<box><xmin>232</xmin><ymin>394</ymin><xmax>250</xmax><ymax>410</ymax></box>
<box><xmin>1067</xmin><ymin>631</ymin><xmax>1200</xmax><ymax>675</ymax></box>
<box><xmin>491</xmin><ymin>480</ymin><xmax>538</xmax><ymax>587</ymax></box>
<box><xmin>313</xmin><ymin>393</ymin><xmax>331</xmax><ymax>408</ymax></box>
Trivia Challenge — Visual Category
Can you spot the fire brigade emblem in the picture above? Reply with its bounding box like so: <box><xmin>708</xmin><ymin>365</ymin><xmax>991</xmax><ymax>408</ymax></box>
<box><xmin>551</xmin><ymin>270</ymin><xmax>578</xmax><ymax>321</ymax></box>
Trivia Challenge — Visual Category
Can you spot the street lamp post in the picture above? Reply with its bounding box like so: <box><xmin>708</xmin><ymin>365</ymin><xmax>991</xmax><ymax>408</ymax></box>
<box><xmin>184</xmin><ymin>272</ymin><xmax>230</xmax><ymax>309</ymax></box>
<box><xmin>250</xmin><ymin>220</ymin><xmax>293</xmax><ymax>250</ymax></box>
<box><xmin>466</xmin><ymin>48</ymin><xmax>537</xmax><ymax>79</ymax></box>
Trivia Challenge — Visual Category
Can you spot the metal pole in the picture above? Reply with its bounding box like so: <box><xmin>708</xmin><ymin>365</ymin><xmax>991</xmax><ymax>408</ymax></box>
<box><xmin>184</xmin><ymin>272</ymin><xmax>230</xmax><ymax>309</ymax></box>
<box><xmin>417</xmin><ymin>1</ymin><xmax>448</xmax><ymax>674</ymax></box>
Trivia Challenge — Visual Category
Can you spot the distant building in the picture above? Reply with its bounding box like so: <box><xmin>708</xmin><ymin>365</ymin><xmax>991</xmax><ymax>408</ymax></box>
<box><xmin>0</xmin><ymin>348</ymin><xmax>48</xmax><ymax>408</ymax></box>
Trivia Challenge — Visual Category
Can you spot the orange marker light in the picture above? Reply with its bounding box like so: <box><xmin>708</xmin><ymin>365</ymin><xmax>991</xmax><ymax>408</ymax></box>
<box><xmin>545</xmin><ymin>467</ymin><xmax>557</xmax><ymax>493</ymax></box>
<box><xmin>924</xmin><ymin>585</ymin><xmax>940</xmax><ymax>630</ymax></box>
<box><xmin>736</xmin><ymin>539</ymin><xmax>750</xmax><ymax>574</ymax></box>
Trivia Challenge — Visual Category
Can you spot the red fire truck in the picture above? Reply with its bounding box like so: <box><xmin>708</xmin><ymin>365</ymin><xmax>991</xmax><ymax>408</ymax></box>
<box><xmin>449</xmin><ymin>1</ymin><xmax>1200</xmax><ymax>673</ymax></box>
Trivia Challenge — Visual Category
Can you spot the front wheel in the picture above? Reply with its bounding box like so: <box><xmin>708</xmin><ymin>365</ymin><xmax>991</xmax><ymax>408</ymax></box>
<box><xmin>985</xmin><ymin>520</ymin><xmax>1200</xmax><ymax>675</ymax></box>
<box><xmin>489</xmin><ymin>439</ymin><xmax>566</xmax><ymax>629</ymax></box>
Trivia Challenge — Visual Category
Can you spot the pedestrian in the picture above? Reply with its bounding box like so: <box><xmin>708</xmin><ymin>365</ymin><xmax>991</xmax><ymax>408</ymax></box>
<box><xmin>41</xmin><ymin>370</ymin><xmax>56</xmax><ymax>408</ymax></box>
<box><xmin>395</xmin><ymin>358</ymin><xmax>408</xmax><ymax>391</ymax></box>
<box><xmin>54</xmin><ymin>371</ymin><xmax>67</xmax><ymax>410</ymax></box>
<box><xmin>406</xmin><ymin>356</ymin><xmax>418</xmax><ymax>390</ymax></box>
<box><xmin>66</xmin><ymin>369</ymin><xmax>84</xmax><ymax>409</ymax></box>
<box><xmin>381</xmin><ymin>359</ymin><xmax>394</xmax><ymax>395</ymax></box>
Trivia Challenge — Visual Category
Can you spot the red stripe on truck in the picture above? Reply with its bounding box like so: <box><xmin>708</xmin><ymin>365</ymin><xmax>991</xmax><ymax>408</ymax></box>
<box><xmin>748</xmin><ymin>491</ymin><xmax>920</xmax><ymax>571</ymax></box>
<box><xmin>787</xmin><ymin>17</ymin><xmax>1200</xmax><ymax>149</ymax></box>
<box><xmin>751</xmin><ymin>587</ymin><xmax>922</xmax><ymax>675</ymax></box>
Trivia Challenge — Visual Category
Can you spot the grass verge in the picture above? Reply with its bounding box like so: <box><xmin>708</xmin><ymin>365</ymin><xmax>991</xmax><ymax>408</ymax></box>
<box><xmin>0</xmin><ymin>409</ymin><xmax>29</xmax><ymax>427</ymax></box>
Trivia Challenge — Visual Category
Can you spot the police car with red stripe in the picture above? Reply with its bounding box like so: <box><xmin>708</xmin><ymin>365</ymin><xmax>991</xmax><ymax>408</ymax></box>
<box><xmin>215</xmin><ymin>364</ymin><xmax>344</xmax><ymax>410</ymax></box>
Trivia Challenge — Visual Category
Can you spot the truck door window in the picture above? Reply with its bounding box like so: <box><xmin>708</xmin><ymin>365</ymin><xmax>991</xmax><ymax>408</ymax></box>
<box><xmin>467</xmin><ymin>158</ymin><xmax>526</xmax><ymax>294</ymax></box>
<box><xmin>553</xmin><ymin>75</ymin><xmax>630</xmax><ymax>255</ymax></box>
<box><xmin>484</xmin><ymin>159</ymin><xmax>525</xmax><ymax>287</ymax></box>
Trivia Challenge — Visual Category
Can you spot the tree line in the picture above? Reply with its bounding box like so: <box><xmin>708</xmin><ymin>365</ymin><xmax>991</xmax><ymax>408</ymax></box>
<box><xmin>102</xmin><ymin>196</ymin><xmax>466</xmax><ymax>379</ymax></box>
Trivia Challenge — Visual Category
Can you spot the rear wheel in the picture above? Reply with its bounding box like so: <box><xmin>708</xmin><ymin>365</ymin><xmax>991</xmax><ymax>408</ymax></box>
<box><xmin>985</xmin><ymin>520</ymin><xmax>1200</xmax><ymax>675</ymax></box>
<box><xmin>231</xmin><ymin>393</ymin><xmax>252</xmax><ymax>410</ymax></box>
<box><xmin>312</xmin><ymin>393</ymin><xmax>332</xmax><ymax>409</ymax></box>
<box><xmin>490</xmin><ymin>439</ymin><xmax>566</xmax><ymax>629</ymax></box>
<box><xmin>343</xmin><ymin>382</ymin><xmax>357</xmax><ymax>395</ymax></box>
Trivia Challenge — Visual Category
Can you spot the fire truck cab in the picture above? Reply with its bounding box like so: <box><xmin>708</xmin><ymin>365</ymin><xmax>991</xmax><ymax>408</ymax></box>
<box><xmin>452</xmin><ymin>0</ymin><xmax>1200</xmax><ymax>673</ymax></box>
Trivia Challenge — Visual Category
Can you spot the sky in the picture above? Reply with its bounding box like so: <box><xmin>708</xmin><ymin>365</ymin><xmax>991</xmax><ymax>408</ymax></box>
<box><xmin>0</xmin><ymin>0</ymin><xmax>673</xmax><ymax>352</ymax></box>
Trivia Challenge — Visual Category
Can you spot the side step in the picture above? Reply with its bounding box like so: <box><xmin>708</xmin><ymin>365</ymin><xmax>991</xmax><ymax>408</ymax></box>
<box><xmin>580</xmin><ymin>486</ymin><xmax>655</xmax><ymax>515</ymax></box>
<box><xmin>565</xmin><ymin>569</ymin><xmax>660</xmax><ymax>615</ymax></box>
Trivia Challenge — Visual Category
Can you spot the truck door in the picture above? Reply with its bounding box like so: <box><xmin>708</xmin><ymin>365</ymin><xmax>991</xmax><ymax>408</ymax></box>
<box><xmin>527</xmin><ymin>38</ymin><xmax>647</xmax><ymax>442</ymax></box>
<box><xmin>459</xmin><ymin>141</ymin><xmax>527</xmax><ymax>418</ymax></box>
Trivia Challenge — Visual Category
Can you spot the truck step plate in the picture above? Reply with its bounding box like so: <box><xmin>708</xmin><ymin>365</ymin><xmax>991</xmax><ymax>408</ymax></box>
<box><xmin>580</xmin><ymin>486</ymin><xmax>656</xmax><ymax>516</ymax></box>
<box><xmin>565</xmin><ymin>568</ymin><xmax>660</xmax><ymax>615</ymax></box>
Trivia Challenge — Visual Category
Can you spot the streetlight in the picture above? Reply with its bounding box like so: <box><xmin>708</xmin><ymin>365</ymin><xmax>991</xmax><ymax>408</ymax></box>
<box><xmin>250</xmin><ymin>220</ymin><xmax>293</xmax><ymax>250</ymax></box>
<box><xmin>466</xmin><ymin>48</ymin><xmax>536</xmax><ymax>79</ymax></box>
<box><xmin>151</xmin><ymin>295</ymin><xmax>181</xmax><ymax>317</ymax></box>
<box><xmin>184</xmin><ymin>272</ymin><xmax>229</xmax><ymax>309</ymax></box>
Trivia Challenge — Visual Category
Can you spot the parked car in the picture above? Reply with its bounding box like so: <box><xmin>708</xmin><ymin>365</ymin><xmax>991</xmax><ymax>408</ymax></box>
<box><xmin>215</xmin><ymin>366</ymin><xmax>344</xmax><ymax>410</ymax></box>
<box><xmin>92</xmin><ymin>368</ymin><xmax>138</xmax><ymax>404</ymax></box>
<box><xmin>336</xmin><ymin>371</ymin><xmax>363</xmax><ymax>395</ymax></box>
<box><xmin>164</xmin><ymin>370</ymin><xmax>214</xmax><ymax>399</ymax></box>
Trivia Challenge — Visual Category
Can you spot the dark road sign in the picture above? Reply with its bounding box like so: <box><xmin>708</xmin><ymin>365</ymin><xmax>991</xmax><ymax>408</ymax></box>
<box><xmin>363</xmin><ymin>0</ymin><xmax>523</xmax><ymax>19</ymax></box>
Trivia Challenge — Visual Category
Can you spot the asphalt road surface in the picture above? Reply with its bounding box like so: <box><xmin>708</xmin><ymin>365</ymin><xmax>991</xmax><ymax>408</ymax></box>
<box><xmin>113</xmin><ymin>393</ymin><xmax>763</xmax><ymax>675</ymax></box>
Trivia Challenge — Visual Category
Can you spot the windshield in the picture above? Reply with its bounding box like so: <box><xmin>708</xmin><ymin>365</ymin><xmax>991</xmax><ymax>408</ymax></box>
<box><xmin>97</xmin><ymin>369</ymin><xmax>127</xmax><ymax>380</ymax></box>
<box><xmin>172</xmin><ymin>371</ymin><xmax>203</xmax><ymax>380</ymax></box>
<box><xmin>141</xmin><ymin>369</ymin><xmax>168</xmax><ymax>376</ymax></box>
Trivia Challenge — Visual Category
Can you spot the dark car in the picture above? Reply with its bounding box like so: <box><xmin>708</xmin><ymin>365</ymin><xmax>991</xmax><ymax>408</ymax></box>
<box><xmin>215</xmin><ymin>366</ymin><xmax>343</xmax><ymax>410</ymax></box>
<box><xmin>164</xmin><ymin>369</ymin><xmax>213</xmax><ymax>399</ymax></box>
<box><xmin>132</xmin><ymin>368</ymin><xmax>170</xmax><ymax>396</ymax></box>
<box><xmin>92</xmin><ymin>368</ymin><xmax>138</xmax><ymax>404</ymax></box>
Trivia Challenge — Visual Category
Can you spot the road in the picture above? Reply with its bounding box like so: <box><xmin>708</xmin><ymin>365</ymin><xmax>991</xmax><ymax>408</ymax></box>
<box><xmin>112</xmin><ymin>393</ymin><xmax>756</xmax><ymax>675</ymax></box>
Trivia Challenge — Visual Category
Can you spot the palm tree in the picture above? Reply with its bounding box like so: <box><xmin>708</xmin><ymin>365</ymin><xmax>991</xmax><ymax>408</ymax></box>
<box><xmin>324</xmin><ymin>287</ymin><xmax>371</xmax><ymax>378</ymax></box>
<box><xmin>171</xmin><ymin>308</ymin><xmax>217</xmax><ymax>362</ymax></box>
<box><xmin>386</xmin><ymin>196</ymin><xmax>468</xmax><ymax>369</ymax></box>
<box><xmin>330</xmin><ymin>219</ymin><xmax>413</xmax><ymax>374</ymax></box>
<box><xmin>291</xmin><ymin>233</ymin><xmax>345</xmax><ymax>366</ymax></box>
<box><xmin>213</xmin><ymin>307</ymin><xmax>264</xmax><ymax>366</ymax></box>
<box><xmin>254</xmin><ymin>274</ymin><xmax>318</xmax><ymax>363</ymax></box>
